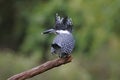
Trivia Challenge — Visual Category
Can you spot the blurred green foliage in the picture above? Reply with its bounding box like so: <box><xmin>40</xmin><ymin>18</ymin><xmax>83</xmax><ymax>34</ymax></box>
<box><xmin>0</xmin><ymin>0</ymin><xmax>120</xmax><ymax>80</ymax></box>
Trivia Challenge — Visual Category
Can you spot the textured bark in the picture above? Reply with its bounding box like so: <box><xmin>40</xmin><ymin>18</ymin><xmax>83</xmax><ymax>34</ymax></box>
<box><xmin>8</xmin><ymin>56</ymin><xmax>72</xmax><ymax>80</ymax></box>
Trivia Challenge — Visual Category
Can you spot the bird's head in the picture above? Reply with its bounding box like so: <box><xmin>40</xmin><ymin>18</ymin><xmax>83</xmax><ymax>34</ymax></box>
<box><xmin>42</xmin><ymin>13</ymin><xmax>73</xmax><ymax>35</ymax></box>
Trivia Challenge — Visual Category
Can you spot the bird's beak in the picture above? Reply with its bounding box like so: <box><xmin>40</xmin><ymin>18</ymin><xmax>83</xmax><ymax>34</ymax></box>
<box><xmin>41</xmin><ymin>29</ymin><xmax>55</xmax><ymax>34</ymax></box>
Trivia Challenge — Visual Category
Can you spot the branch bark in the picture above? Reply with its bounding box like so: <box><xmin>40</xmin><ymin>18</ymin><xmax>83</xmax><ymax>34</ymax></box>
<box><xmin>8</xmin><ymin>56</ymin><xmax>72</xmax><ymax>80</ymax></box>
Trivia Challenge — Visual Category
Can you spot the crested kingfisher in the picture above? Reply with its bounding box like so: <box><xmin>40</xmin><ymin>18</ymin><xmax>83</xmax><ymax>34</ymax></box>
<box><xmin>42</xmin><ymin>13</ymin><xmax>75</xmax><ymax>58</ymax></box>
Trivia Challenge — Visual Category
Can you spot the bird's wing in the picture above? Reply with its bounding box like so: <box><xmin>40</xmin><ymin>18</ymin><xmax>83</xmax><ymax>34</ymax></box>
<box><xmin>60</xmin><ymin>34</ymin><xmax>75</xmax><ymax>54</ymax></box>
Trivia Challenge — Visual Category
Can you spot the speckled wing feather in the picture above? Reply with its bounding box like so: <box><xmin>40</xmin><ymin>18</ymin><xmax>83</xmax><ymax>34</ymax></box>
<box><xmin>51</xmin><ymin>33</ymin><xmax>75</xmax><ymax>55</ymax></box>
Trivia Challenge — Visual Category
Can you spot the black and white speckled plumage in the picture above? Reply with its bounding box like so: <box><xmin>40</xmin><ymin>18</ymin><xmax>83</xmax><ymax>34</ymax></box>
<box><xmin>51</xmin><ymin>33</ymin><xmax>75</xmax><ymax>57</ymax></box>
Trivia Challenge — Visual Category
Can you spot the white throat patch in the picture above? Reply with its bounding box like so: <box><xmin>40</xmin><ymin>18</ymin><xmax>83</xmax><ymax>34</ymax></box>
<box><xmin>56</xmin><ymin>30</ymin><xmax>70</xmax><ymax>34</ymax></box>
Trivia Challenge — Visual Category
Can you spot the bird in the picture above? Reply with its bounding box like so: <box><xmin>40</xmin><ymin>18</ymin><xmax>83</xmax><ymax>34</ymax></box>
<box><xmin>42</xmin><ymin>13</ymin><xmax>75</xmax><ymax>58</ymax></box>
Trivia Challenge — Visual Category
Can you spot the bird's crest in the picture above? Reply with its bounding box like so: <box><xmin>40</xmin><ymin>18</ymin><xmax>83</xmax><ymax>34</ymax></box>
<box><xmin>54</xmin><ymin>13</ymin><xmax>73</xmax><ymax>32</ymax></box>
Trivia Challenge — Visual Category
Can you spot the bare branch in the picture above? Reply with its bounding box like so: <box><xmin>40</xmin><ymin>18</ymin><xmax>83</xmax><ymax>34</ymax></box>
<box><xmin>8</xmin><ymin>56</ymin><xmax>72</xmax><ymax>80</ymax></box>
